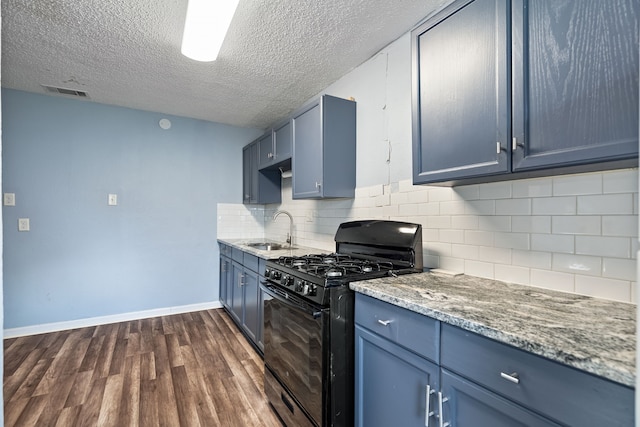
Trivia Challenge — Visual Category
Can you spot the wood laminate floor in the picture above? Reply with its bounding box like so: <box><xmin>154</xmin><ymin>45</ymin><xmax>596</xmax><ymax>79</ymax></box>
<box><xmin>3</xmin><ymin>309</ymin><xmax>283</xmax><ymax>426</ymax></box>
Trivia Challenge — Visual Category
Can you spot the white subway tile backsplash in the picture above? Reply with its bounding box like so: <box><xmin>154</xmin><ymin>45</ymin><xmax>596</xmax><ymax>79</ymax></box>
<box><xmin>428</xmin><ymin>186</ymin><xmax>454</xmax><ymax>202</ymax></box>
<box><xmin>464</xmin><ymin>230</ymin><xmax>494</xmax><ymax>246</ymax></box>
<box><xmin>577</xmin><ymin>194</ymin><xmax>634</xmax><ymax>215</ymax></box>
<box><xmin>512</xmin><ymin>250</ymin><xmax>552</xmax><ymax>270</ymax></box>
<box><xmin>464</xmin><ymin>260</ymin><xmax>494</xmax><ymax>279</ymax></box>
<box><xmin>602</xmin><ymin>257</ymin><xmax>637</xmax><ymax>281</ymax></box>
<box><xmin>221</xmin><ymin>169</ymin><xmax>638</xmax><ymax>304</ymax></box>
<box><xmin>465</xmin><ymin>200</ymin><xmax>495</xmax><ymax>215</ymax></box>
<box><xmin>453</xmin><ymin>184</ymin><xmax>480</xmax><ymax>200</ymax></box>
<box><xmin>531</xmin><ymin>233</ymin><xmax>574</xmax><ymax>254</ymax></box>
<box><xmin>512</xmin><ymin>216</ymin><xmax>551</xmax><ymax>233</ymax></box>
<box><xmin>530</xmin><ymin>269</ymin><xmax>575</xmax><ymax>293</ymax></box>
<box><xmin>602</xmin><ymin>215</ymin><xmax>638</xmax><ymax>237</ymax></box>
<box><xmin>477</xmin><ymin>246</ymin><xmax>512</xmax><ymax>264</ymax></box>
<box><xmin>478</xmin><ymin>216</ymin><xmax>511</xmax><ymax>232</ymax></box>
<box><xmin>575</xmin><ymin>276</ymin><xmax>632</xmax><ymax>302</ymax></box>
<box><xmin>575</xmin><ymin>236</ymin><xmax>631</xmax><ymax>258</ymax></box>
<box><xmin>602</xmin><ymin>169</ymin><xmax>639</xmax><ymax>194</ymax></box>
<box><xmin>512</xmin><ymin>178</ymin><xmax>553</xmax><ymax>198</ymax></box>
<box><xmin>553</xmin><ymin>173</ymin><xmax>602</xmax><ymax>196</ymax></box>
<box><xmin>531</xmin><ymin>196</ymin><xmax>576</xmax><ymax>215</ymax></box>
<box><xmin>451</xmin><ymin>215</ymin><xmax>479</xmax><ymax>230</ymax></box>
<box><xmin>451</xmin><ymin>244</ymin><xmax>479</xmax><ymax>260</ymax></box>
<box><xmin>427</xmin><ymin>215</ymin><xmax>452</xmax><ymax>229</ymax></box>
<box><xmin>495</xmin><ymin>264</ymin><xmax>530</xmax><ymax>285</ymax></box>
<box><xmin>418</xmin><ymin>203</ymin><xmax>440</xmax><ymax>216</ymax></box>
<box><xmin>440</xmin><ymin>200</ymin><xmax>466</xmax><ymax>215</ymax></box>
<box><xmin>552</xmin><ymin>253</ymin><xmax>602</xmax><ymax>277</ymax></box>
<box><xmin>439</xmin><ymin>229</ymin><xmax>465</xmax><ymax>244</ymax></box>
<box><xmin>494</xmin><ymin>232</ymin><xmax>530</xmax><ymax>250</ymax></box>
<box><xmin>438</xmin><ymin>256</ymin><xmax>464</xmax><ymax>273</ymax></box>
<box><xmin>552</xmin><ymin>216</ymin><xmax>601</xmax><ymax>235</ymax></box>
<box><xmin>495</xmin><ymin>198</ymin><xmax>531</xmax><ymax>215</ymax></box>
<box><xmin>479</xmin><ymin>181</ymin><xmax>512</xmax><ymax>199</ymax></box>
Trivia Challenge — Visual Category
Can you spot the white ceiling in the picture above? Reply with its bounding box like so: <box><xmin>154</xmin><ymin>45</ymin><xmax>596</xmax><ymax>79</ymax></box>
<box><xmin>2</xmin><ymin>0</ymin><xmax>450</xmax><ymax>129</ymax></box>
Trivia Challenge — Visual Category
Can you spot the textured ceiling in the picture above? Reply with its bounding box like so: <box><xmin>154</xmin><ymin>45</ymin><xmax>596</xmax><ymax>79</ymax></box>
<box><xmin>2</xmin><ymin>0</ymin><xmax>450</xmax><ymax>129</ymax></box>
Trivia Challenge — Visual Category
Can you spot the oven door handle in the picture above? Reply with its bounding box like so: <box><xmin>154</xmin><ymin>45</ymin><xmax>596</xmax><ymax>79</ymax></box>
<box><xmin>260</xmin><ymin>282</ymin><xmax>326</xmax><ymax>319</ymax></box>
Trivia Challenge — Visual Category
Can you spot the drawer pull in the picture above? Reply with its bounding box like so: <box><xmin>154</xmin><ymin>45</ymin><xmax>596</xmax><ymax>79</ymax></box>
<box><xmin>377</xmin><ymin>319</ymin><xmax>392</xmax><ymax>326</ymax></box>
<box><xmin>438</xmin><ymin>391</ymin><xmax>450</xmax><ymax>427</ymax></box>
<box><xmin>500</xmin><ymin>372</ymin><xmax>520</xmax><ymax>384</ymax></box>
<box><xmin>425</xmin><ymin>384</ymin><xmax>435</xmax><ymax>426</ymax></box>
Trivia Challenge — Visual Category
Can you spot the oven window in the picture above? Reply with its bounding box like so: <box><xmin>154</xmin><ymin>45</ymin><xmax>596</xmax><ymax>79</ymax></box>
<box><xmin>263</xmin><ymin>291</ymin><xmax>325</xmax><ymax>425</ymax></box>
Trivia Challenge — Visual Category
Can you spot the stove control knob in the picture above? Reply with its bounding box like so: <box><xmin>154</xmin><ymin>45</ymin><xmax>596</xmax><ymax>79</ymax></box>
<box><xmin>308</xmin><ymin>284</ymin><xmax>317</xmax><ymax>296</ymax></box>
<box><xmin>282</xmin><ymin>275</ymin><xmax>293</xmax><ymax>286</ymax></box>
<box><xmin>295</xmin><ymin>280</ymin><xmax>304</xmax><ymax>292</ymax></box>
<box><xmin>270</xmin><ymin>270</ymin><xmax>281</xmax><ymax>280</ymax></box>
<box><xmin>302</xmin><ymin>283</ymin><xmax>310</xmax><ymax>295</ymax></box>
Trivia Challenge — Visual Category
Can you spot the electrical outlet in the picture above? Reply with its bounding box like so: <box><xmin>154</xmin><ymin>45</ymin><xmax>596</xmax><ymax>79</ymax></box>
<box><xmin>18</xmin><ymin>218</ymin><xmax>30</xmax><ymax>231</ymax></box>
<box><xmin>3</xmin><ymin>193</ymin><xmax>15</xmax><ymax>206</ymax></box>
<box><xmin>108</xmin><ymin>194</ymin><xmax>118</xmax><ymax>206</ymax></box>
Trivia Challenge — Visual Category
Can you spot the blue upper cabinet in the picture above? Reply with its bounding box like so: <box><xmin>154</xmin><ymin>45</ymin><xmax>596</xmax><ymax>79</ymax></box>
<box><xmin>292</xmin><ymin>95</ymin><xmax>356</xmax><ymax>199</ymax></box>
<box><xmin>413</xmin><ymin>0</ymin><xmax>639</xmax><ymax>186</ymax></box>
<box><xmin>512</xmin><ymin>0</ymin><xmax>639</xmax><ymax>171</ymax></box>
<box><xmin>258</xmin><ymin>121</ymin><xmax>293</xmax><ymax>171</ymax></box>
<box><xmin>412</xmin><ymin>0</ymin><xmax>510</xmax><ymax>184</ymax></box>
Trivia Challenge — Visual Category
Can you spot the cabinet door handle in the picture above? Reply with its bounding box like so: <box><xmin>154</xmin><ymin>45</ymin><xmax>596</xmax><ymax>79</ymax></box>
<box><xmin>315</xmin><ymin>182</ymin><xmax>322</xmax><ymax>191</ymax></box>
<box><xmin>377</xmin><ymin>319</ymin><xmax>392</xmax><ymax>326</ymax></box>
<box><xmin>496</xmin><ymin>142</ymin><xmax>501</xmax><ymax>154</ymax></box>
<box><xmin>512</xmin><ymin>137</ymin><xmax>524</xmax><ymax>151</ymax></box>
<box><xmin>238</xmin><ymin>273</ymin><xmax>244</xmax><ymax>287</ymax></box>
<box><xmin>500</xmin><ymin>371</ymin><xmax>520</xmax><ymax>384</ymax></box>
<box><xmin>425</xmin><ymin>384</ymin><xmax>435</xmax><ymax>426</ymax></box>
<box><xmin>437</xmin><ymin>391</ymin><xmax>450</xmax><ymax>427</ymax></box>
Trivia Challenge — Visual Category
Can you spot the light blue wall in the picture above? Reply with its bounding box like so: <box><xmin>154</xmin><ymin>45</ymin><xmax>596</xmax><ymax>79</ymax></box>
<box><xmin>2</xmin><ymin>89</ymin><xmax>261</xmax><ymax>329</ymax></box>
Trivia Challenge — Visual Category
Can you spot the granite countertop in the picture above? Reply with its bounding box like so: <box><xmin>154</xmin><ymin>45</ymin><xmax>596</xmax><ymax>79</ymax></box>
<box><xmin>350</xmin><ymin>272</ymin><xmax>636</xmax><ymax>388</ymax></box>
<box><xmin>218</xmin><ymin>238</ymin><xmax>329</xmax><ymax>259</ymax></box>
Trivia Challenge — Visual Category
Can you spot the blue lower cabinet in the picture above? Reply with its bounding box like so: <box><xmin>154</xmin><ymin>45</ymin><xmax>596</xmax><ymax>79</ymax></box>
<box><xmin>440</xmin><ymin>369</ymin><xmax>560</xmax><ymax>427</ymax></box>
<box><xmin>355</xmin><ymin>325</ymin><xmax>439</xmax><ymax>427</ymax></box>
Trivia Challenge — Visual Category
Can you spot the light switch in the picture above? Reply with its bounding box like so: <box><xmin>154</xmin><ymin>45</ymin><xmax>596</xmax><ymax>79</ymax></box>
<box><xmin>108</xmin><ymin>194</ymin><xmax>118</xmax><ymax>206</ymax></box>
<box><xmin>18</xmin><ymin>218</ymin><xmax>30</xmax><ymax>231</ymax></box>
<box><xmin>4</xmin><ymin>193</ymin><xmax>15</xmax><ymax>206</ymax></box>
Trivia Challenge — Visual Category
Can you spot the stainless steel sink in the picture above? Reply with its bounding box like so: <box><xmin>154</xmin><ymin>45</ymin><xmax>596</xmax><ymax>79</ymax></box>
<box><xmin>246</xmin><ymin>242</ymin><xmax>296</xmax><ymax>251</ymax></box>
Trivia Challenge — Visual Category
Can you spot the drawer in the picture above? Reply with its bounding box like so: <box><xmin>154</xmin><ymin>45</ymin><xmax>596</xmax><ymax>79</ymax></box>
<box><xmin>232</xmin><ymin>247</ymin><xmax>244</xmax><ymax>263</ymax></box>
<box><xmin>258</xmin><ymin>258</ymin><xmax>267</xmax><ymax>277</ymax></box>
<box><xmin>219</xmin><ymin>243</ymin><xmax>231</xmax><ymax>257</ymax></box>
<box><xmin>441</xmin><ymin>324</ymin><xmax>634</xmax><ymax>427</ymax></box>
<box><xmin>243</xmin><ymin>252</ymin><xmax>259</xmax><ymax>273</ymax></box>
<box><xmin>355</xmin><ymin>293</ymin><xmax>439</xmax><ymax>363</ymax></box>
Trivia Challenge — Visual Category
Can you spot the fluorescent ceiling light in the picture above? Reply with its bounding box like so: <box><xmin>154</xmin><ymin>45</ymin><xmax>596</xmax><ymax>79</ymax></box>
<box><xmin>181</xmin><ymin>0</ymin><xmax>240</xmax><ymax>62</ymax></box>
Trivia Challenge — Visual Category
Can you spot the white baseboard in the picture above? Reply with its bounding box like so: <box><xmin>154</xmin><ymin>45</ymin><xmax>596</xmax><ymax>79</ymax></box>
<box><xmin>4</xmin><ymin>301</ymin><xmax>224</xmax><ymax>339</ymax></box>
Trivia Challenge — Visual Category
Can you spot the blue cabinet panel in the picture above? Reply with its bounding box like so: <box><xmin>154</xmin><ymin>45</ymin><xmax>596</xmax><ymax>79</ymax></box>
<box><xmin>412</xmin><ymin>0</ymin><xmax>510</xmax><ymax>183</ymax></box>
<box><xmin>355</xmin><ymin>325</ymin><xmax>439</xmax><ymax>427</ymax></box>
<box><xmin>512</xmin><ymin>0</ymin><xmax>639</xmax><ymax>171</ymax></box>
<box><xmin>441</xmin><ymin>369</ymin><xmax>560</xmax><ymax>427</ymax></box>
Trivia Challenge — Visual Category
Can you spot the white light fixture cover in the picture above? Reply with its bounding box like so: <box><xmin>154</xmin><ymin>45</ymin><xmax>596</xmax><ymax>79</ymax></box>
<box><xmin>181</xmin><ymin>0</ymin><xmax>240</xmax><ymax>62</ymax></box>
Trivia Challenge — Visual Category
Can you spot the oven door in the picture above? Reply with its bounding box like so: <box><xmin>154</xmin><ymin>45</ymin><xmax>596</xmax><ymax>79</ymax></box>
<box><xmin>261</xmin><ymin>282</ymin><xmax>328</xmax><ymax>426</ymax></box>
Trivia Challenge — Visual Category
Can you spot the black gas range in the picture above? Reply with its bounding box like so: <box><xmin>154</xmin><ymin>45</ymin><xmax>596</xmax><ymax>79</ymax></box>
<box><xmin>261</xmin><ymin>220</ymin><xmax>423</xmax><ymax>427</ymax></box>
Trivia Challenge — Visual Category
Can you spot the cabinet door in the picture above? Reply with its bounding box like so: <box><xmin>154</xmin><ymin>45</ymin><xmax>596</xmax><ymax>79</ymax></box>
<box><xmin>219</xmin><ymin>256</ymin><xmax>231</xmax><ymax>307</ymax></box>
<box><xmin>441</xmin><ymin>370</ymin><xmax>560</xmax><ymax>427</ymax></box>
<box><xmin>355</xmin><ymin>325</ymin><xmax>439</xmax><ymax>427</ymax></box>
<box><xmin>230</xmin><ymin>261</ymin><xmax>244</xmax><ymax>325</ymax></box>
<box><xmin>512</xmin><ymin>0</ymin><xmax>639</xmax><ymax>171</ymax></box>
<box><xmin>292</xmin><ymin>102</ymin><xmax>323</xmax><ymax>198</ymax></box>
<box><xmin>242</xmin><ymin>145</ymin><xmax>253</xmax><ymax>204</ymax></box>
<box><xmin>412</xmin><ymin>0</ymin><xmax>510</xmax><ymax>184</ymax></box>
<box><xmin>242</xmin><ymin>269</ymin><xmax>259</xmax><ymax>343</ymax></box>
<box><xmin>274</xmin><ymin>121</ymin><xmax>292</xmax><ymax>164</ymax></box>
<box><xmin>257</xmin><ymin>132</ymin><xmax>274</xmax><ymax>169</ymax></box>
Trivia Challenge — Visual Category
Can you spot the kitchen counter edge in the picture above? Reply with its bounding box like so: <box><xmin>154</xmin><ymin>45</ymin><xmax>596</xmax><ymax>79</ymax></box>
<box><xmin>218</xmin><ymin>238</ymin><xmax>329</xmax><ymax>259</ymax></box>
<box><xmin>350</xmin><ymin>271</ymin><xmax>636</xmax><ymax>388</ymax></box>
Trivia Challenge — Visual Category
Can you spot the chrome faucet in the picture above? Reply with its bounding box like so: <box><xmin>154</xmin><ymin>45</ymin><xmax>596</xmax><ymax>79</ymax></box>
<box><xmin>273</xmin><ymin>210</ymin><xmax>294</xmax><ymax>247</ymax></box>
